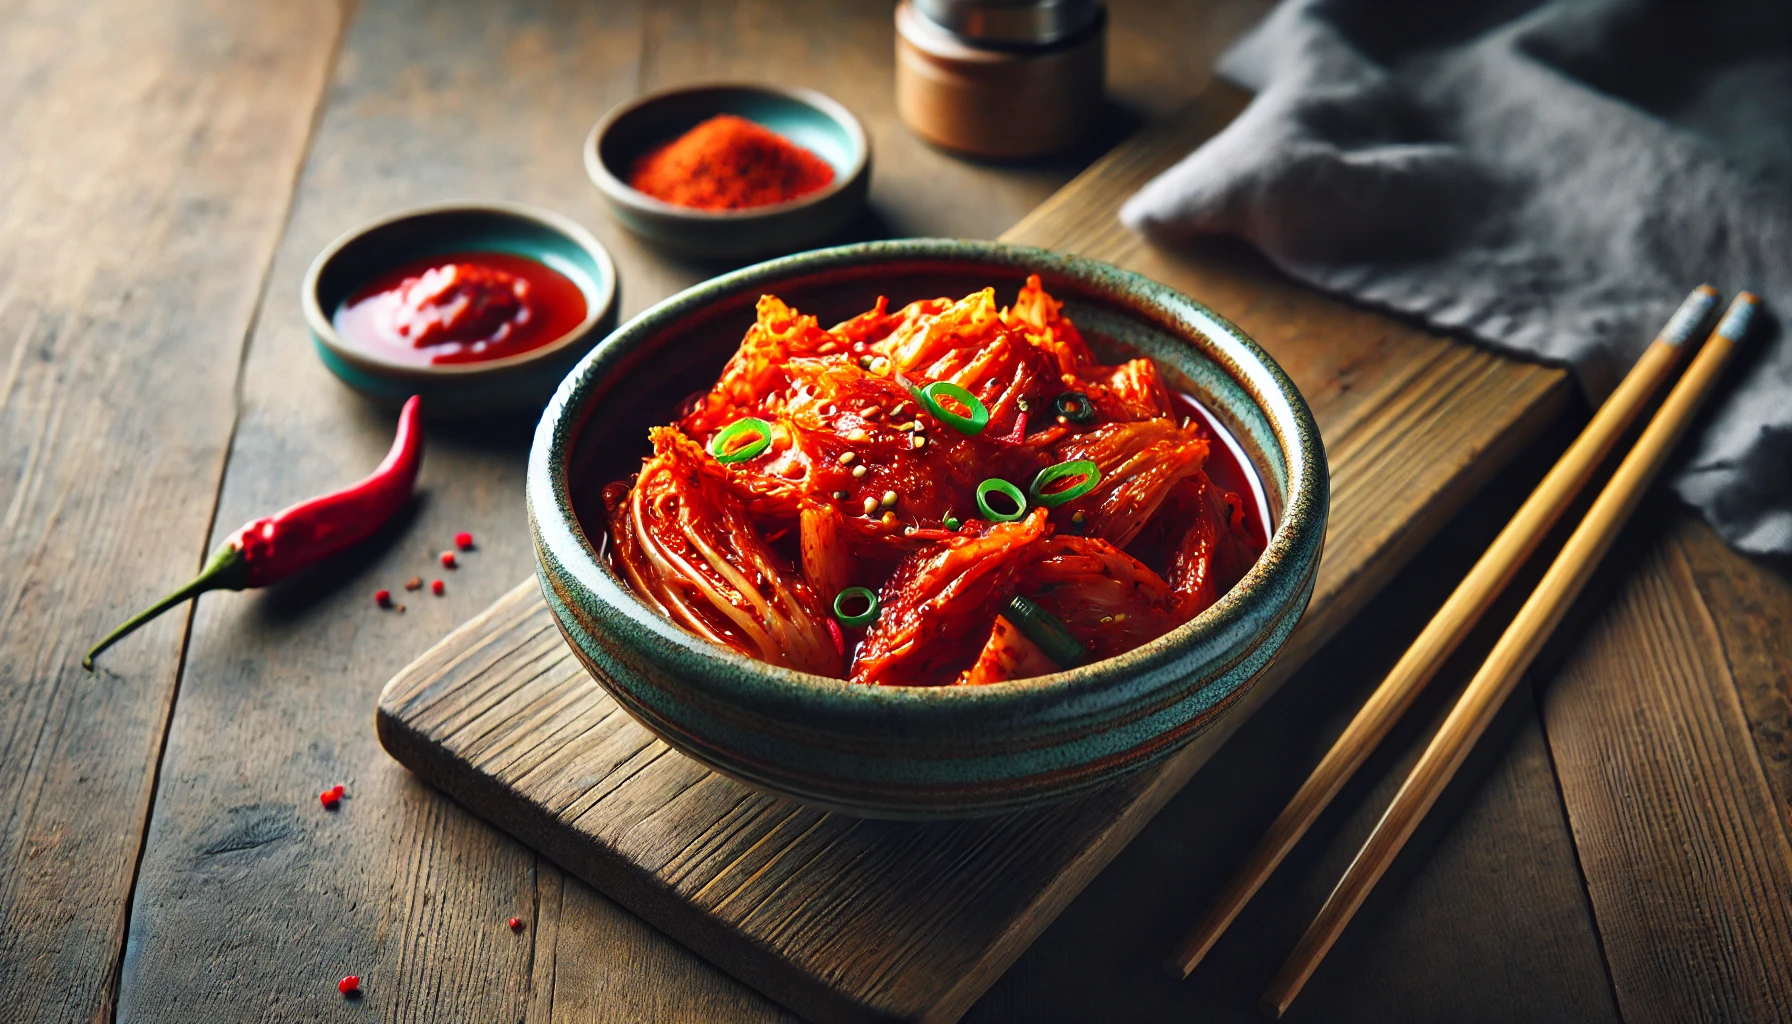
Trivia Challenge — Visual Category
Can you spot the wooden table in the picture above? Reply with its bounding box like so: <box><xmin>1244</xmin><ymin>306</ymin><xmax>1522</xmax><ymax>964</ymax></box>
<box><xmin>3</xmin><ymin>2</ymin><xmax>1789</xmax><ymax>1021</ymax></box>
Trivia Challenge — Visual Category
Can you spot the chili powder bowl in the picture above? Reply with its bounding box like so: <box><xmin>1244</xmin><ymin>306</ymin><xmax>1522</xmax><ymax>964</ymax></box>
<box><xmin>585</xmin><ymin>83</ymin><xmax>871</xmax><ymax>260</ymax></box>
<box><xmin>528</xmin><ymin>239</ymin><xmax>1328</xmax><ymax>819</ymax></box>
<box><xmin>304</xmin><ymin>202</ymin><xmax>618</xmax><ymax>416</ymax></box>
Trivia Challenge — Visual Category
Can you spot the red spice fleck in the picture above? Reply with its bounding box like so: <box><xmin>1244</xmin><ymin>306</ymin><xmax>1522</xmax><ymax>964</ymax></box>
<box><xmin>455</xmin><ymin>531</ymin><xmax>474</xmax><ymax>550</ymax></box>
<box><xmin>627</xmin><ymin>115</ymin><xmax>835</xmax><ymax>211</ymax></box>
<box><xmin>338</xmin><ymin>975</ymin><xmax>360</xmax><ymax>996</ymax></box>
<box><xmin>374</xmin><ymin>589</ymin><xmax>391</xmax><ymax>607</ymax></box>
<box><xmin>320</xmin><ymin>784</ymin><xmax>345</xmax><ymax>809</ymax></box>
<box><xmin>825</xmin><ymin>618</ymin><xmax>845</xmax><ymax>657</ymax></box>
<box><xmin>508</xmin><ymin>917</ymin><xmax>523</xmax><ymax>931</ymax></box>
<box><xmin>440</xmin><ymin>551</ymin><xmax>457</xmax><ymax>568</ymax></box>
<box><xmin>431</xmin><ymin>579</ymin><xmax>445</xmax><ymax>595</ymax></box>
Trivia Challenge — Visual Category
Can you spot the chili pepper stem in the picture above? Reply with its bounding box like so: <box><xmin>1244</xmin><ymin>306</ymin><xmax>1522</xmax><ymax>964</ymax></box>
<box><xmin>82</xmin><ymin>543</ymin><xmax>251</xmax><ymax>670</ymax></box>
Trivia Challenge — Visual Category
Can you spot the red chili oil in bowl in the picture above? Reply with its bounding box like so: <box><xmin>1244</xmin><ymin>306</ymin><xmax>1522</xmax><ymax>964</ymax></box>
<box><xmin>332</xmin><ymin>251</ymin><xmax>588</xmax><ymax>366</ymax></box>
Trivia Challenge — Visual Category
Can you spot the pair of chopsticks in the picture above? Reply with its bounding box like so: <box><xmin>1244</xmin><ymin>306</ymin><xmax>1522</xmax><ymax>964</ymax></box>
<box><xmin>1165</xmin><ymin>285</ymin><xmax>1760</xmax><ymax>1016</ymax></box>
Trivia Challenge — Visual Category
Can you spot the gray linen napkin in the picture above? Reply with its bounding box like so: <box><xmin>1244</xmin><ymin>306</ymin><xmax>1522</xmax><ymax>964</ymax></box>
<box><xmin>1120</xmin><ymin>0</ymin><xmax>1792</xmax><ymax>556</ymax></box>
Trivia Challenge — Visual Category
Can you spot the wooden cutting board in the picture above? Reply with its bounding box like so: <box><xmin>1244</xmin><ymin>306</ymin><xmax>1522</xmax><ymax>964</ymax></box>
<box><xmin>377</xmin><ymin>85</ymin><xmax>1568</xmax><ymax>1024</ymax></box>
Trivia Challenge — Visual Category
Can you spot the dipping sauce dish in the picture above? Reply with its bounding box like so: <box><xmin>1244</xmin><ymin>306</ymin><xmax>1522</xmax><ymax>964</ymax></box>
<box><xmin>305</xmin><ymin>201</ymin><xmax>618</xmax><ymax>416</ymax></box>
<box><xmin>585</xmin><ymin>83</ymin><xmax>871</xmax><ymax>260</ymax></box>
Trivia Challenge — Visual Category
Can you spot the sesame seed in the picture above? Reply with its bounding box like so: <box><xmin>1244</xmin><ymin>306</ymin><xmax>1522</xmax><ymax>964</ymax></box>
<box><xmin>859</xmin><ymin>355</ymin><xmax>874</xmax><ymax>369</ymax></box>
<box><xmin>882</xmin><ymin>511</ymin><xmax>897</xmax><ymax>525</ymax></box>
<box><xmin>912</xmin><ymin>436</ymin><xmax>926</xmax><ymax>449</ymax></box>
<box><xmin>851</xmin><ymin>465</ymin><xmax>867</xmax><ymax>478</ymax></box>
<box><xmin>817</xmin><ymin>341</ymin><xmax>838</xmax><ymax>355</ymax></box>
<box><xmin>1113</xmin><ymin>613</ymin><xmax>1127</xmax><ymax>622</ymax></box>
<box><xmin>891</xmin><ymin>403</ymin><xmax>907</xmax><ymax>418</ymax></box>
<box><xmin>895</xmin><ymin>422</ymin><xmax>914</xmax><ymax>432</ymax></box>
<box><xmin>1100</xmin><ymin>615</ymin><xmax>1114</xmax><ymax>624</ymax></box>
<box><xmin>834</xmin><ymin>490</ymin><xmax>850</xmax><ymax>500</ymax></box>
<box><xmin>862</xmin><ymin>497</ymin><xmax>878</xmax><ymax>514</ymax></box>
<box><xmin>870</xmin><ymin>357</ymin><xmax>890</xmax><ymax>374</ymax></box>
<box><xmin>838</xmin><ymin>452</ymin><xmax>856</xmax><ymax>464</ymax></box>
<box><xmin>881</xmin><ymin>491</ymin><xmax>897</xmax><ymax>506</ymax></box>
<box><xmin>850</xmin><ymin>429</ymin><xmax>868</xmax><ymax>441</ymax></box>
<box><xmin>1057</xmin><ymin>415</ymin><xmax>1069</xmax><ymax>425</ymax></box>
<box><xmin>1017</xmin><ymin>398</ymin><xmax>1030</xmax><ymax>411</ymax></box>
<box><xmin>1071</xmin><ymin>511</ymin><xmax>1086</xmax><ymax>524</ymax></box>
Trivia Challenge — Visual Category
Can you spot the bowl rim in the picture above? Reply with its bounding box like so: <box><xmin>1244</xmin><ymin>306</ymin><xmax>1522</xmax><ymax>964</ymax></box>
<box><xmin>529</xmin><ymin>238</ymin><xmax>1327</xmax><ymax>718</ymax></box>
<box><xmin>583</xmin><ymin>81</ymin><xmax>872</xmax><ymax>222</ymax></box>
<box><xmin>302</xmin><ymin>199</ymin><xmax>619</xmax><ymax>380</ymax></box>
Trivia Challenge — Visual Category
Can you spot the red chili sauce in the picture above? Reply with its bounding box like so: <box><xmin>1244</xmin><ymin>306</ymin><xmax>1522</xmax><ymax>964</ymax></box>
<box><xmin>333</xmin><ymin>251</ymin><xmax>587</xmax><ymax>366</ymax></box>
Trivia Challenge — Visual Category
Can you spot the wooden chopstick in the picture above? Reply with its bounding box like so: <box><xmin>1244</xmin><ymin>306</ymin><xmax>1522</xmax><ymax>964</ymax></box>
<box><xmin>1259</xmin><ymin>291</ymin><xmax>1761</xmax><ymax>1018</ymax></box>
<box><xmin>1163</xmin><ymin>285</ymin><xmax>1720</xmax><ymax>981</ymax></box>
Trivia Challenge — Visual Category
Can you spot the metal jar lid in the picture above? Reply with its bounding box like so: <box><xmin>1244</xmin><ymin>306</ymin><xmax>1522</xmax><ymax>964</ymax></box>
<box><xmin>910</xmin><ymin>0</ymin><xmax>1102</xmax><ymax>47</ymax></box>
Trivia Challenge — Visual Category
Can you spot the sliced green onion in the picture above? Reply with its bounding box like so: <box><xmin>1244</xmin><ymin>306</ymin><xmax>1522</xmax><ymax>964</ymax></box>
<box><xmin>1054</xmin><ymin>391</ymin><xmax>1096</xmax><ymax>425</ymax></box>
<box><xmin>976</xmin><ymin>478</ymin><xmax>1027</xmax><ymax>522</ymax></box>
<box><xmin>943</xmin><ymin>515</ymin><xmax>962</xmax><ymax>531</ymax></box>
<box><xmin>709</xmin><ymin>417</ymin><xmax>773</xmax><ymax>463</ymax></box>
<box><xmin>833</xmin><ymin>586</ymin><xmax>880</xmax><ymax>628</ymax></box>
<box><xmin>1005</xmin><ymin>595</ymin><xmax>1086</xmax><ymax>667</ymax></box>
<box><xmin>1028</xmin><ymin>459</ymin><xmax>1101</xmax><ymax>508</ymax></box>
<box><xmin>916</xmin><ymin>381</ymin><xmax>989</xmax><ymax>436</ymax></box>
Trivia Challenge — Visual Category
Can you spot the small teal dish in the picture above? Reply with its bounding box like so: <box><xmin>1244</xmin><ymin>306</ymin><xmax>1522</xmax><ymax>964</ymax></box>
<box><xmin>584</xmin><ymin>83</ymin><xmax>871</xmax><ymax>260</ymax></box>
<box><xmin>528</xmin><ymin>240</ymin><xmax>1328</xmax><ymax>819</ymax></box>
<box><xmin>304</xmin><ymin>201</ymin><xmax>618</xmax><ymax>416</ymax></box>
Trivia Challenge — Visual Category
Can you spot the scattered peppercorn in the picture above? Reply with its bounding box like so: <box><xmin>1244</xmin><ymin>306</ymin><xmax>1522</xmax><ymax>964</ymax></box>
<box><xmin>338</xmin><ymin>975</ymin><xmax>360</xmax><ymax>997</ymax></box>
<box><xmin>431</xmin><ymin>579</ymin><xmax>445</xmax><ymax>595</ymax></box>
<box><xmin>404</xmin><ymin>577</ymin><xmax>423</xmax><ymax>591</ymax></box>
<box><xmin>374</xmin><ymin>589</ymin><xmax>391</xmax><ymax>608</ymax></box>
<box><xmin>440</xmin><ymin>551</ymin><xmax>457</xmax><ymax>568</ymax></box>
<box><xmin>455</xmin><ymin>531</ymin><xmax>475</xmax><ymax>550</ymax></box>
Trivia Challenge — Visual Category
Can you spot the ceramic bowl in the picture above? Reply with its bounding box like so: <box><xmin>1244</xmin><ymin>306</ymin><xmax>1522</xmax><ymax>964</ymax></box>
<box><xmin>304</xmin><ymin>201</ymin><xmax>618</xmax><ymax>416</ymax></box>
<box><xmin>584</xmin><ymin>83</ymin><xmax>871</xmax><ymax>260</ymax></box>
<box><xmin>528</xmin><ymin>239</ymin><xmax>1328</xmax><ymax>819</ymax></box>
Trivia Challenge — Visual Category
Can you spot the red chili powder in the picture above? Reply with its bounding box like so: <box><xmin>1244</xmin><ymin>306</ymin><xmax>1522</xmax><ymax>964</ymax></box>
<box><xmin>628</xmin><ymin>115</ymin><xmax>835</xmax><ymax>211</ymax></box>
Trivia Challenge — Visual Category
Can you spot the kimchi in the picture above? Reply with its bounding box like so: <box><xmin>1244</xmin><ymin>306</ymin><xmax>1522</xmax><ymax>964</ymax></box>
<box><xmin>600</xmin><ymin>277</ymin><xmax>1265</xmax><ymax>686</ymax></box>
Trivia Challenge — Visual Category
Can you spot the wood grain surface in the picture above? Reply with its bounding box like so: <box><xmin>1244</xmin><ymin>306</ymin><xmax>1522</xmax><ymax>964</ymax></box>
<box><xmin>1542</xmin><ymin>508</ymin><xmax>1792</xmax><ymax>1024</ymax></box>
<box><xmin>0</xmin><ymin>2</ymin><xmax>340</xmax><ymax>1020</ymax></box>
<box><xmin>376</xmin><ymin>82</ymin><xmax>1574</xmax><ymax>1023</ymax></box>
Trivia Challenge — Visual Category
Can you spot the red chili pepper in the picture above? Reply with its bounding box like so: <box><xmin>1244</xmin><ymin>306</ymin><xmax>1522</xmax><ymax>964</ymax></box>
<box><xmin>83</xmin><ymin>396</ymin><xmax>424</xmax><ymax>669</ymax></box>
